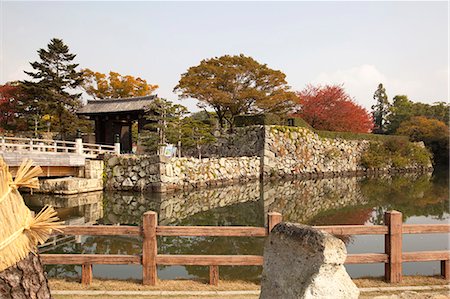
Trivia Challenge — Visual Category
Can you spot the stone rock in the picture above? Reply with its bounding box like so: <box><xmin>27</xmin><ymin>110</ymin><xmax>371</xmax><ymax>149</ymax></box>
<box><xmin>112</xmin><ymin>165</ymin><xmax>124</xmax><ymax>177</ymax></box>
<box><xmin>122</xmin><ymin>178</ymin><xmax>133</xmax><ymax>188</ymax></box>
<box><xmin>107</xmin><ymin>156</ymin><xmax>120</xmax><ymax>167</ymax></box>
<box><xmin>260</xmin><ymin>222</ymin><xmax>359</xmax><ymax>299</ymax></box>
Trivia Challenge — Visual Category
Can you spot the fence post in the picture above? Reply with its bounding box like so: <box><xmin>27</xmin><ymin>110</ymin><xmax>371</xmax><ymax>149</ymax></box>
<box><xmin>267</xmin><ymin>212</ymin><xmax>282</xmax><ymax>234</ymax></box>
<box><xmin>209</xmin><ymin>265</ymin><xmax>219</xmax><ymax>286</ymax></box>
<box><xmin>384</xmin><ymin>210</ymin><xmax>403</xmax><ymax>283</ymax></box>
<box><xmin>1</xmin><ymin>137</ymin><xmax>5</xmax><ymax>151</ymax></box>
<box><xmin>81</xmin><ymin>263</ymin><xmax>92</xmax><ymax>285</ymax></box>
<box><xmin>441</xmin><ymin>260</ymin><xmax>449</xmax><ymax>281</ymax></box>
<box><xmin>75</xmin><ymin>138</ymin><xmax>83</xmax><ymax>155</ymax></box>
<box><xmin>29</xmin><ymin>138</ymin><xmax>33</xmax><ymax>151</ymax></box>
<box><xmin>142</xmin><ymin>211</ymin><xmax>157</xmax><ymax>285</ymax></box>
<box><xmin>114</xmin><ymin>134</ymin><xmax>121</xmax><ymax>155</ymax></box>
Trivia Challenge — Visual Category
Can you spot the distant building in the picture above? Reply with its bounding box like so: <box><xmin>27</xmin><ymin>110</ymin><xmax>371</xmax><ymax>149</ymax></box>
<box><xmin>77</xmin><ymin>95</ymin><xmax>156</xmax><ymax>153</ymax></box>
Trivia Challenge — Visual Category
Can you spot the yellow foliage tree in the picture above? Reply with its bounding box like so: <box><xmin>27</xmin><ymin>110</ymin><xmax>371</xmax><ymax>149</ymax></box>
<box><xmin>82</xmin><ymin>69</ymin><xmax>158</xmax><ymax>99</ymax></box>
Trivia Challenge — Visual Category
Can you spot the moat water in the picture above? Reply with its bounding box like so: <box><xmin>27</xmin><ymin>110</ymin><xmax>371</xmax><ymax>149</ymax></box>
<box><xmin>24</xmin><ymin>168</ymin><xmax>449</xmax><ymax>282</ymax></box>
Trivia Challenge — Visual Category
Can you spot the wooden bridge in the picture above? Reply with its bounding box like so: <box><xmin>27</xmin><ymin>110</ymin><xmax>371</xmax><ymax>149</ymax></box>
<box><xmin>0</xmin><ymin>136</ymin><xmax>119</xmax><ymax>177</ymax></box>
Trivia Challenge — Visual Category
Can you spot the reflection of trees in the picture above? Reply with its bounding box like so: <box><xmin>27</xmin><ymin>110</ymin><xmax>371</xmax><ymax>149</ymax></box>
<box><xmin>361</xmin><ymin>172</ymin><xmax>449</xmax><ymax>224</ymax></box>
<box><xmin>158</xmin><ymin>201</ymin><xmax>265</xmax><ymax>281</ymax></box>
<box><xmin>307</xmin><ymin>171</ymin><xmax>448</xmax><ymax>228</ymax></box>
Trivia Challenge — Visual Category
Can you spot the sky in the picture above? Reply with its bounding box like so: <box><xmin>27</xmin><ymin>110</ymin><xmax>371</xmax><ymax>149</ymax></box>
<box><xmin>1</xmin><ymin>1</ymin><xmax>448</xmax><ymax>112</ymax></box>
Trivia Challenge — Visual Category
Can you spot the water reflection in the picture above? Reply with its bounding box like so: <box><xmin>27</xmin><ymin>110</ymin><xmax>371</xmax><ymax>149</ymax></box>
<box><xmin>24</xmin><ymin>170</ymin><xmax>449</xmax><ymax>280</ymax></box>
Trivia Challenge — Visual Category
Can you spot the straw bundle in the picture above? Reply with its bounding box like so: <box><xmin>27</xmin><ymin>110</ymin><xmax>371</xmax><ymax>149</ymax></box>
<box><xmin>0</xmin><ymin>158</ymin><xmax>63</xmax><ymax>272</ymax></box>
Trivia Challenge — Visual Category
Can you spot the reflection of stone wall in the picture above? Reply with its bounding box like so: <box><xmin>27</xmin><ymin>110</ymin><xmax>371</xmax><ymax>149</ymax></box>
<box><xmin>101</xmin><ymin>181</ymin><xmax>261</xmax><ymax>225</ymax></box>
<box><xmin>158</xmin><ymin>181</ymin><xmax>260</xmax><ymax>225</ymax></box>
<box><xmin>264</xmin><ymin>177</ymin><xmax>368</xmax><ymax>223</ymax></box>
<box><xmin>24</xmin><ymin>191</ymin><xmax>104</xmax><ymax>224</ymax></box>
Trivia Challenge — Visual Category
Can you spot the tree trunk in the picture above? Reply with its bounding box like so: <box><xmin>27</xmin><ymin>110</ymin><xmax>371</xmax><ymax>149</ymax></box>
<box><xmin>0</xmin><ymin>252</ymin><xmax>52</xmax><ymax>299</ymax></box>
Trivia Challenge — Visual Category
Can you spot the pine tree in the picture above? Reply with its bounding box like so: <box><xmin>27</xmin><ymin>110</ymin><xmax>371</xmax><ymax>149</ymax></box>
<box><xmin>22</xmin><ymin>38</ymin><xmax>83</xmax><ymax>139</ymax></box>
<box><xmin>143</xmin><ymin>98</ymin><xmax>189</xmax><ymax>155</ymax></box>
<box><xmin>371</xmin><ymin>83</ymin><xmax>390</xmax><ymax>134</ymax></box>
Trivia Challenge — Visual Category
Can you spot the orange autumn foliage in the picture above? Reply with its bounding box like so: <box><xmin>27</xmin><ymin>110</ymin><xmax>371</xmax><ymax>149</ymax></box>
<box><xmin>296</xmin><ymin>84</ymin><xmax>374</xmax><ymax>133</ymax></box>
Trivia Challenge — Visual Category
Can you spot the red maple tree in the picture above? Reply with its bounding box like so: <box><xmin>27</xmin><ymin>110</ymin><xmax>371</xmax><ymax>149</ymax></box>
<box><xmin>0</xmin><ymin>83</ymin><xmax>21</xmax><ymax>132</ymax></box>
<box><xmin>296</xmin><ymin>84</ymin><xmax>374</xmax><ymax>133</ymax></box>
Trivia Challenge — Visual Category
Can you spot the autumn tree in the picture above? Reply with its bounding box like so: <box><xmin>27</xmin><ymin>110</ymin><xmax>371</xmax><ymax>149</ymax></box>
<box><xmin>371</xmin><ymin>83</ymin><xmax>390</xmax><ymax>134</ymax></box>
<box><xmin>21</xmin><ymin>38</ymin><xmax>84</xmax><ymax>139</ymax></box>
<box><xmin>296</xmin><ymin>84</ymin><xmax>373</xmax><ymax>133</ymax></box>
<box><xmin>0</xmin><ymin>83</ymin><xmax>24</xmax><ymax>131</ymax></box>
<box><xmin>82</xmin><ymin>69</ymin><xmax>158</xmax><ymax>99</ymax></box>
<box><xmin>174</xmin><ymin>54</ymin><xmax>297</xmax><ymax>131</ymax></box>
<box><xmin>396</xmin><ymin>116</ymin><xmax>449</xmax><ymax>164</ymax></box>
<box><xmin>387</xmin><ymin>96</ymin><xmax>449</xmax><ymax>134</ymax></box>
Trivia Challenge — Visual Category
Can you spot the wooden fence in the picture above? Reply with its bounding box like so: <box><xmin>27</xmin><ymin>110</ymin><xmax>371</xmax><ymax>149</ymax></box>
<box><xmin>40</xmin><ymin>210</ymin><xmax>450</xmax><ymax>286</ymax></box>
<box><xmin>0</xmin><ymin>136</ymin><xmax>118</xmax><ymax>157</ymax></box>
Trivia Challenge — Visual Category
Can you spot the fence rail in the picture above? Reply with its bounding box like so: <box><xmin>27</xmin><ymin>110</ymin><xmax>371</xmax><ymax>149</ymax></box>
<box><xmin>0</xmin><ymin>136</ymin><xmax>118</xmax><ymax>157</ymax></box>
<box><xmin>41</xmin><ymin>210</ymin><xmax>450</xmax><ymax>286</ymax></box>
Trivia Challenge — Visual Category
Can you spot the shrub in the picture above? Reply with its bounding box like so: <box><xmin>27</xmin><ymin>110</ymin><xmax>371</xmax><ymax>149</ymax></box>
<box><xmin>360</xmin><ymin>140</ymin><xmax>432</xmax><ymax>169</ymax></box>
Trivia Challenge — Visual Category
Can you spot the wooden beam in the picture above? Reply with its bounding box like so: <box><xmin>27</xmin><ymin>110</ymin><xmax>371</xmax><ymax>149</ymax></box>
<box><xmin>142</xmin><ymin>211</ymin><xmax>157</xmax><ymax>286</ymax></box>
<box><xmin>156</xmin><ymin>226</ymin><xmax>267</xmax><ymax>237</ymax></box>
<box><xmin>267</xmin><ymin>212</ymin><xmax>282</xmax><ymax>233</ymax></box>
<box><xmin>345</xmin><ymin>253</ymin><xmax>389</xmax><ymax>264</ymax></box>
<box><xmin>402</xmin><ymin>251</ymin><xmax>450</xmax><ymax>262</ymax></box>
<box><xmin>441</xmin><ymin>260</ymin><xmax>450</xmax><ymax>281</ymax></box>
<box><xmin>209</xmin><ymin>266</ymin><xmax>219</xmax><ymax>286</ymax></box>
<box><xmin>156</xmin><ymin>255</ymin><xmax>264</xmax><ymax>266</ymax></box>
<box><xmin>54</xmin><ymin>225</ymin><xmax>141</xmax><ymax>236</ymax></box>
<box><xmin>81</xmin><ymin>264</ymin><xmax>93</xmax><ymax>285</ymax></box>
<box><xmin>40</xmin><ymin>254</ymin><xmax>140</xmax><ymax>265</ymax></box>
<box><xmin>403</xmin><ymin>224</ymin><xmax>450</xmax><ymax>234</ymax></box>
<box><xmin>315</xmin><ymin>225</ymin><xmax>388</xmax><ymax>235</ymax></box>
<box><xmin>385</xmin><ymin>211</ymin><xmax>403</xmax><ymax>283</ymax></box>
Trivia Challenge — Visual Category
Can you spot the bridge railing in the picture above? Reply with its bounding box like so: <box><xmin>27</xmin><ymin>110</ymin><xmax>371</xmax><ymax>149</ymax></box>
<box><xmin>0</xmin><ymin>136</ymin><xmax>119</xmax><ymax>157</ymax></box>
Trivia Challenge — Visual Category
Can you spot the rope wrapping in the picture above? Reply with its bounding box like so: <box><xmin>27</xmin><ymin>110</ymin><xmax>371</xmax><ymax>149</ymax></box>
<box><xmin>0</xmin><ymin>158</ymin><xmax>63</xmax><ymax>271</ymax></box>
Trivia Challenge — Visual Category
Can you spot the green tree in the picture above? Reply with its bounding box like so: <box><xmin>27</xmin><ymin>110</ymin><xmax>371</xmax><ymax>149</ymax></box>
<box><xmin>82</xmin><ymin>69</ymin><xmax>158</xmax><ymax>99</ymax></box>
<box><xmin>143</xmin><ymin>98</ymin><xmax>188</xmax><ymax>154</ymax></box>
<box><xmin>396</xmin><ymin>116</ymin><xmax>449</xmax><ymax>164</ymax></box>
<box><xmin>174</xmin><ymin>54</ymin><xmax>297</xmax><ymax>131</ymax></box>
<box><xmin>386</xmin><ymin>95</ymin><xmax>413</xmax><ymax>134</ymax></box>
<box><xmin>180</xmin><ymin>118</ymin><xmax>216</xmax><ymax>159</ymax></box>
<box><xmin>371</xmin><ymin>83</ymin><xmax>390</xmax><ymax>134</ymax></box>
<box><xmin>387</xmin><ymin>96</ymin><xmax>449</xmax><ymax>133</ymax></box>
<box><xmin>21</xmin><ymin>38</ymin><xmax>83</xmax><ymax>139</ymax></box>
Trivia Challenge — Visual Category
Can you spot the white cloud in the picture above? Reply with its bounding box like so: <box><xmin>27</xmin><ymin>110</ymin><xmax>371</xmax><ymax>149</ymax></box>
<box><xmin>312</xmin><ymin>64</ymin><xmax>448</xmax><ymax>109</ymax></box>
<box><xmin>313</xmin><ymin>64</ymin><xmax>388</xmax><ymax>109</ymax></box>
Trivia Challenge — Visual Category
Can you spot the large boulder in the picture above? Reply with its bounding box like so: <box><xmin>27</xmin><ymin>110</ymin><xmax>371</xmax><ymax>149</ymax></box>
<box><xmin>260</xmin><ymin>222</ymin><xmax>359</xmax><ymax>299</ymax></box>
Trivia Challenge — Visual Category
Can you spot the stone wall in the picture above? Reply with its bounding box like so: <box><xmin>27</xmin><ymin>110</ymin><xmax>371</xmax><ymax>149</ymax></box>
<box><xmin>104</xmin><ymin>125</ymin><xmax>432</xmax><ymax>192</ymax></box>
<box><xmin>104</xmin><ymin>154</ymin><xmax>260</xmax><ymax>192</ymax></box>
<box><xmin>182</xmin><ymin>125</ymin><xmax>264</xmax><ymax>158</ymax></box>
<box><xmin>263</xmin><ymin>126</ymin><xmax>369</xmax><ymax>178</ymax></box>
<box><xmin>263</xmin><ymin>126</ymin><xmax>432</xmax><ymax>178</ymax></box>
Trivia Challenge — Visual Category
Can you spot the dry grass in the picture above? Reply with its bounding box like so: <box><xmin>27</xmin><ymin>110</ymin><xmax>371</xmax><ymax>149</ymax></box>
<box><xmin>49</xmin><ymin>277</ymin><xmax>259</xmax><ymax>291</ymax></box>
<box><xmin>49</xmin><ymin>275</ymin><xmax>449</xmax><ymax>292</ymax></box>
<box><xmin>54</xmin><ymin>296</ymin><xmax>258</xmax><ymax>299</ymax></box>
<box><xmin>353</xmin><ymin>275</ymin><xmax>449</xmax><ymax>288</ymax></box>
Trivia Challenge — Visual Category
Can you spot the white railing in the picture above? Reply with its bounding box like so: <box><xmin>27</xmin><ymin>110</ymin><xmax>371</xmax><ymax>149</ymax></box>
<box><xmin>0</xmin><ymin>136</ymin><xmax>119</xmax><ymax>157</ymax></box>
